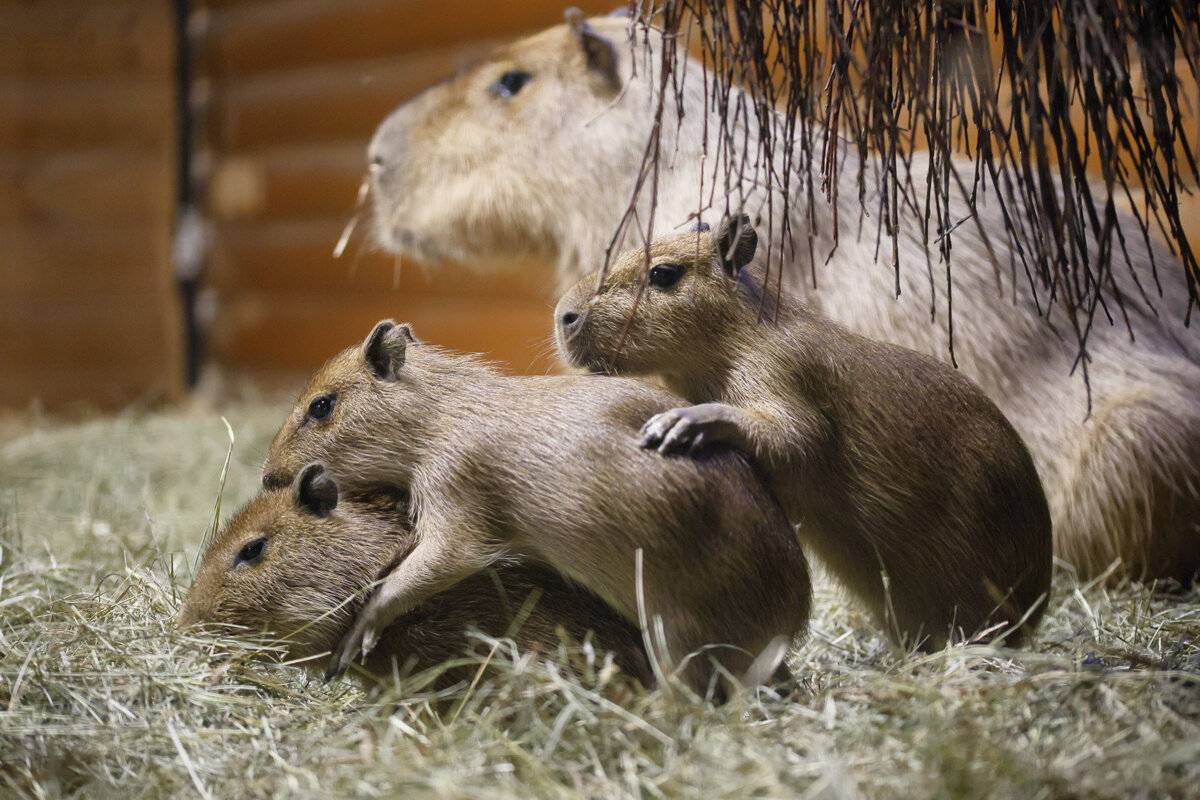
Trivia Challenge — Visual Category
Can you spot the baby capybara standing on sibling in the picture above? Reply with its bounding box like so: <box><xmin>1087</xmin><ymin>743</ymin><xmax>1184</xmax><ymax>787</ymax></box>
<box><xmin>556</xmin><ymin>216</ymin><xmax>1053</xmax><ymax>649</ymax></box>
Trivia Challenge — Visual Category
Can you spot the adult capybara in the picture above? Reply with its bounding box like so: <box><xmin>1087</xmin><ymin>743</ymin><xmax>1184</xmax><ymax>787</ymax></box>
<box><xmin>366</xmin><ymin>11</ymin><xmax>1200</xmax><ymax>583</ymax></box>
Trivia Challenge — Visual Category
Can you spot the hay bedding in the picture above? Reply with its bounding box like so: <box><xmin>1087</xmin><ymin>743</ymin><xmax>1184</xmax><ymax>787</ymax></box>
<box><xmin>1</xmin><ymin>405</ymin><xmax>1198</xmax><ymax>798</ymax></box>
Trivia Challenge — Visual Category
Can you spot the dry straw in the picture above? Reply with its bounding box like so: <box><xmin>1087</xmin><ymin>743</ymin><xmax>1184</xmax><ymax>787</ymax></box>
<box><xmin>2</xmin><ymin>407</ymin><xmax>1199</xmax><ymax>797</ymax></box>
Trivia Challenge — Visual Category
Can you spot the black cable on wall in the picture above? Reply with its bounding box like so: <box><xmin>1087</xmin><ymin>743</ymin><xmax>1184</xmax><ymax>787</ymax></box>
<box><xmin>171</xmin><ymin>0</ymin><xmax>206</xmax><ymax>389</ymax></box>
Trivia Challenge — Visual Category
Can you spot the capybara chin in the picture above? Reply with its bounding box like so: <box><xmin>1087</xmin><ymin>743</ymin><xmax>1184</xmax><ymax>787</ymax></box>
<box><xmin>178</xmin><ymin>464</ymin><xmax>652</xmax><ymax>689</ymax></box>
<box><xmin>261</xmin><ymin>322</ymin><xmax>811</xmax><ymax>697</ymax></box>
<box><xmin>368</xmin><ymin>11</ymin><xmax>1200</xmax><ymax>583</ymax></box>
<box><xmin>556</xmin><ymin>216</ymin><xmax>1054</xmax><ymax>650</ymax></box>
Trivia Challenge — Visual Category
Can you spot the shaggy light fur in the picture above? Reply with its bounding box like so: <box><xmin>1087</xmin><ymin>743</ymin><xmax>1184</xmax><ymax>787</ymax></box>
<box><xmin>367</xmin><ymin>14</ymin><xmax>1200</xmax><ymax>581</ymax></box>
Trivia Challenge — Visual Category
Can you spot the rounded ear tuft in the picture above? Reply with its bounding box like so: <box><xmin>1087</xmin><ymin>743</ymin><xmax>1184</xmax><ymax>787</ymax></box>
<box><xmin>364</xmin><ymin>319</ymin><xmax>408</xmax><ymax>381</ymax></box>
<box><xmin>294</xmin><ymin>463</ymin><xmax>338</xmax><ymax>517</ymax></box>
<box><xmin>565</xmin><ymin>8</ymin><xmax>620</xmax><ymax>89</ymax></box>
<box><xmin>716</xmin><ymin>214</ymin><xmax>758</xmax><ymax>276</ymax></box>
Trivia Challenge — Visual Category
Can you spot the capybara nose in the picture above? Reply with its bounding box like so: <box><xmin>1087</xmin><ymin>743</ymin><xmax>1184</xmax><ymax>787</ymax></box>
<box><xmin>367</xmin><ymin>105</ymin><xmax>411</xmax><ymax>178</ymax></box>
<box><xmin>559</xmin><ymin>310</ymin><xmax>582</xmax><ymax>338</ymax></box>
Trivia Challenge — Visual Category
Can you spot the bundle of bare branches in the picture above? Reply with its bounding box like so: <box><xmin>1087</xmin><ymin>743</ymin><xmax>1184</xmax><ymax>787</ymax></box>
<box><xmin>636</xmin><ymin>0</ymin><xmax>1199</xmax><ymax>352</ymax></box>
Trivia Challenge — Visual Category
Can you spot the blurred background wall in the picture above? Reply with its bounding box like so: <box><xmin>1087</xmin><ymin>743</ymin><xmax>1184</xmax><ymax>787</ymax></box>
<box><xmin>1</xmin><ymin>0</ymin><xmax>1196</xmax><ymax>410</ymax></box>
<box><xmin>1</xmin><ymin>1</ymin><xmax>180</xmax><ymax>409</ymax></box>
<box><xmin>0</xmin><ymin>0</ymin><xmax>612</xmax><ymax>411</ymax></box>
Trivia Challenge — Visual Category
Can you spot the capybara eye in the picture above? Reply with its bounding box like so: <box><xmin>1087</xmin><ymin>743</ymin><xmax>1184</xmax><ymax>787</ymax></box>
<box><xmin>307</xmin><ymin>394</ymin><xmax>335</xmax><ymax>421</ymax></box>
<box><xmin>235</xmin><ymin>538</ymin><xmax>267</xmax><ymax>567</ymax></box>
<box><xmin>490</xmin><ymin>70</ymin><xmax>532</xmax><ymax>99</ymax></box>
<box><xmin>649</xmin><ymin>263</ymin><xmax>683</xmax><ymax>289</ymax></box>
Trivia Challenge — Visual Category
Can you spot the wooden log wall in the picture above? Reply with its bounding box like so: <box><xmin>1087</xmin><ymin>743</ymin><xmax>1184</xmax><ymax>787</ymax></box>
<box><xmin>198</xmin><ymin>0</ymin><xmax>617</xmax><ymax>380</ymax></box>
<box><xmin>0</xmin><ymin>0</ymin><xmax>183</xmax><ymax>409</ymax></box>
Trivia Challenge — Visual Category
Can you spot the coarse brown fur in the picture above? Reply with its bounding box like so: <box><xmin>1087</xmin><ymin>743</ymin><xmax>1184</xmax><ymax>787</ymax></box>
<box><xmin>555</xmin><ymin>217</ymin><xmax>1053</xmax><ymax>649</ymax></box>
<box><xmin>367</xmin><ymin>12</ymin><xmax>1200</xmax><ymax>583</ymax></box>
<box><xmin>261</xmin><ymin>323</ymin><xmax>811</xmax><ymax>696</ymax></box>
<box><xmin>178</xmin><ymin>466</ymin><xmax>653</xmax><ymax>689</ymax></box>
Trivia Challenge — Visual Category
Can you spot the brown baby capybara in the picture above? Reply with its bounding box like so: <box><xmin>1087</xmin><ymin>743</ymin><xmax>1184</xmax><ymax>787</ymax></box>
<box><xmin>556</xmin><ymin>216</ymin><xmax>1053</xmax><ymax>649</ymax></box>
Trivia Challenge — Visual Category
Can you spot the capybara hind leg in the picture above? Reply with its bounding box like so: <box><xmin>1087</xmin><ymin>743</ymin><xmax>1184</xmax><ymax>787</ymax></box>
<box><xmin>1050</xmin><ymin>386</ymin><xmax>1200</xmax><ymax>582</ymax></box>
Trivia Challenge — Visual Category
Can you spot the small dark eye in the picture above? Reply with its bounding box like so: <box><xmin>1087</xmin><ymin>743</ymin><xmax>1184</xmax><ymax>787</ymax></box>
<box><xmin>490</xmin><ymin>70</ymin><xmax>532</xmax><ymax>99</ymax></box>
<box><xmin>307</xmin><ymin>394</ymin><xmax>335</xmax><ymax>421</ymax></box>
<box><xmin>235</xmin><ymin>538</ymin><xmax>267</xmax><ymax>567</ymax></box>
<box><xmin>648</xmin><ymin>263</ymin><xmax>683</xmax><ymax>289</ymax></box>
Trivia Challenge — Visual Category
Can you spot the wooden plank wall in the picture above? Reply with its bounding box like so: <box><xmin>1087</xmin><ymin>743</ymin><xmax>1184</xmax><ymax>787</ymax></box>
<box><xmin>0</xmin><ymin>0</ymin><xmax>183</xmax><ymax>409</ymax></box>
<box><xmin>7</xmin><ymin>2</ymin><xmax>1185</xmax><ymax>408</ymax></box>
<box><xmin>198</xmin><ymin>0</ymin><xmax>617</xmax><ymax>380</ymax></box>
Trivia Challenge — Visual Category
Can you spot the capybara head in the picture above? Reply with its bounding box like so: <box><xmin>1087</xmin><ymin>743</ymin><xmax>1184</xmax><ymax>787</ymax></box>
<box><xmin>179</xmin><ymin>464</ymin><xmax>407</xmax><ymax>663</ymax></box>
<box><xmin>555</xmin><ymin>215</ymin><xmax>759</xmax><ymax>375</ymax></box>
<box><xmin>261</xmin><ymin>321</ymin><xmax>424</xmax><ymax>491</ymax></box>
<box><xmin>368</xmin><ymin>11</ymin><xmax>661</xmax><ymax>274</ymax></box>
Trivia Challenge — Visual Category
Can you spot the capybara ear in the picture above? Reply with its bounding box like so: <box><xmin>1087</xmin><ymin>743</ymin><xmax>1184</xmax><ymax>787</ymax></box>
<box><xmin>716</xmin><ymin>214</ymin><xmax>758</xmax><ymax>277</ymax></box>
<box><xmin>565</xmin><ymin>8</ymin><xmax>620</xmax><ymax>89</ymax></box>
<box><xmin>294</xmin><ymin>463</ymin><xmax>338</xmax><ymax>518</ymax></box>
<box><xmin>363</xmin><ymin>320</ymin><xmax>414</xmax><ymax>381</ymax></box>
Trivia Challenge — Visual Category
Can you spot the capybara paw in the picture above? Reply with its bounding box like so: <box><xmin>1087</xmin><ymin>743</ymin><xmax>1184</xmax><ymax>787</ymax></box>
<box><xmin>640</xmin><ymin>408</ymin><xmax>707</xmax><ymax>454</ymax></box>
<box><xmin>326</xmin><ymin>613</ymin><xmax>383</xmax><ymax>680</ymax></box>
